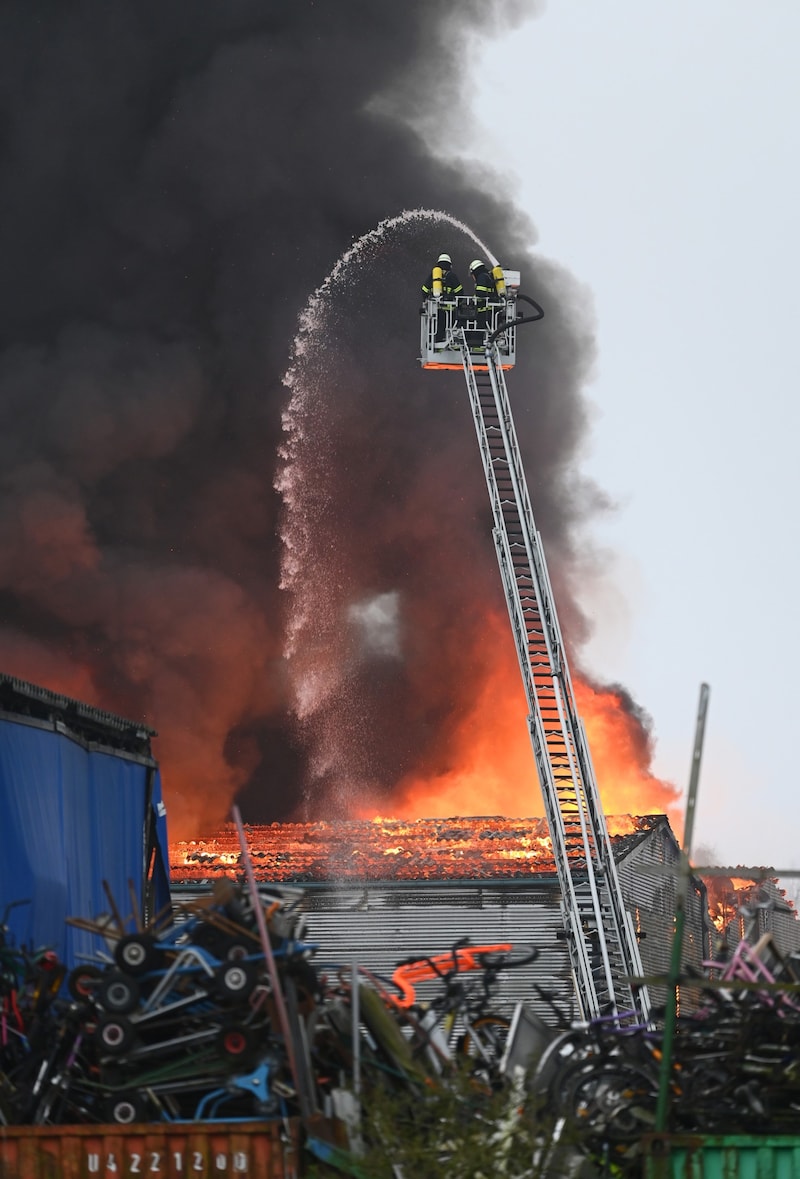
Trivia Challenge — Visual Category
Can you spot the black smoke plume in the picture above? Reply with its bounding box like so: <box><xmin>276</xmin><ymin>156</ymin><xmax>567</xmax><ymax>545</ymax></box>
<box><xmin>0</xmin><ymin>1</ymin><xmax>640</xmax><ymax>837</ymax></box>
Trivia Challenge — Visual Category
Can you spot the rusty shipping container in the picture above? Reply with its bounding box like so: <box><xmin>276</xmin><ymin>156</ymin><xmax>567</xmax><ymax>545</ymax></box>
<box><xmin>0</xmin><ymin>1121</ymin><xmax>302</xmax><ymax>1179</ymax></box>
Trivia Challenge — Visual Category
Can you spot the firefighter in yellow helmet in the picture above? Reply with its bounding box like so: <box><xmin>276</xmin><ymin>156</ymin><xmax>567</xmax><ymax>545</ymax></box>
<box><xmin>421</xmin><ymin>252</ymin><xmax>463</xmax><ymax>300</ymax></box>
<box><xmin>469</xmin><ymin>259</ymin><xmax>500</xmax><ymax>311</ymax></box>
<box><xmin>466</xmin><ymin>259</ymin><xmax>500</xmax><ymax>348</ymax></box>
<box><xmin>421</xmin><ymin>252</ymin><xmax>463</xmax><ymax>343</ymax></box>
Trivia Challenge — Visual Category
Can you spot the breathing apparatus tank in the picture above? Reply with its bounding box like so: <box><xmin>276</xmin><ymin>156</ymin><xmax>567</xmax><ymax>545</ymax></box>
<box><xmin>492</xmin><ymin>265</ymin><xmax>506</xmax><ymax>299</ymax></box>
<box><xmin>432</xmin><ymin>265</ymin><xmax>444</xmax><ymax>299</ymax></box>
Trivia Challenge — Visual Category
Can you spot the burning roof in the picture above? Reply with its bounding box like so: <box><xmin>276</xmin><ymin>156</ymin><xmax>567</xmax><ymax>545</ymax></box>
<box><xmin>170</xmin><ymin>814</ymin><xmax>664</xmax><ymax>884</ymax></box>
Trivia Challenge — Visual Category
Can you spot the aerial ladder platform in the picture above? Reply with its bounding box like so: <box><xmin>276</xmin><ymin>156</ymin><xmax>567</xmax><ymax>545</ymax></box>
<box><xmin>419</xmin><ymin>277</ymin><xmax>649</xmax><ymax>1024</ymax></box>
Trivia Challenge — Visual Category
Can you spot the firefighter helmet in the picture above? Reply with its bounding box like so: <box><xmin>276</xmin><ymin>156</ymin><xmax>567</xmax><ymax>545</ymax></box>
<box><xmin>437</xmin><ymin>253</ymin><xmax>452</xmax><ymax>266</ymax></box>
<box><xmin>470</xmin><ymin>259</ymin><xmax>485</xmax><ymax>273</ymax></box>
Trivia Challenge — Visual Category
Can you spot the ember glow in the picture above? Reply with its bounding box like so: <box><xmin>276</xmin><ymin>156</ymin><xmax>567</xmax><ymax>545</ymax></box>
<box><xmin>170</xmin><ymin>815</ymin><xmax>663</xmax><ymax>884</ymax></box>
<box><xmin>701</xmin><ymin>874</ymin><xmax>796</xmax><ymax>933</ymax></box>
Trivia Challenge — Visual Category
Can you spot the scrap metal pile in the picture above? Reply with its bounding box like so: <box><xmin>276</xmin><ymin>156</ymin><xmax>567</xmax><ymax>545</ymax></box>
<box><xmin>529</xmin><ymin>932</ymin><xmax>800</xmax><ymax>1173</ymax></box>
<box><xmin>0</xmin><ymin>881</ymin><xmax>320</xmax><ymax>1126</ymax></box>
<box><xmin>2</xmin><ymin>879</ymin><xmax>800</xmax><ymax>1177</ymax></box>
<box><xmin>0</xmin><ymin>878</ymin><xmax>534</xmax><ymax>1134</ymax></box>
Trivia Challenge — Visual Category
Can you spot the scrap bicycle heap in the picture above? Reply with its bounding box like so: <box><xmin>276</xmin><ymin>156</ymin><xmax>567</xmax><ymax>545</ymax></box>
<box><xmin>2</xmin><ymin>879</ymin><xmax>800</xmax><ymax>1176</ymax></box>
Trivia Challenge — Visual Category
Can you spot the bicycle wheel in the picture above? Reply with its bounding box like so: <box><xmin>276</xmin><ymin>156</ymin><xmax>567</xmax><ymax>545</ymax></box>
<box><xmin>674</xmin><ymin>1062</ymin><xmax>737</xmax><ymax>1133</ymax></box>
<box><xmin>477</xmin><ymin>945</ymin><xmax>538</xmax><ymax>971</ymax></box>
<box><xmin>459</xmin><ymin>1015</ymin><xmax>511</xmax><ymax>1069</ymax></box>
<box><xmin>560</xmin><ymin>1058</ymin><xmax>656</xmax><ymax>1146</ymax></box>
<box><xmin>531</xmin><ymin>1028</ymin><xmax>602</xmax><ymax>1107</ymax></box>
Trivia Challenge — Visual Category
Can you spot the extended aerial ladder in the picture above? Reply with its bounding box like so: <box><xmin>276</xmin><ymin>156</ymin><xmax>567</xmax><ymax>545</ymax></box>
<box><xmin>419</xmin><ymin>278</ymin><xmax>650</xmax><ymax>1024</ymax></box>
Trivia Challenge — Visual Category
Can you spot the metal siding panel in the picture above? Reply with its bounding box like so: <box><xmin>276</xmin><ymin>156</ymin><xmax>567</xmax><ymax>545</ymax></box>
<box><xmin>306</xmin><ymin>883</ymin><xmax>572</xmax><ymax>1019</ymax></box>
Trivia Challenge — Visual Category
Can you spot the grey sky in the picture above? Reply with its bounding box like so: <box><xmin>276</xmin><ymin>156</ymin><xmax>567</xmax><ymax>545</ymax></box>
<box><xmin>467</xmin><ymin>3</ymin><xmax>800</xmax><ymax>871</ymax></box>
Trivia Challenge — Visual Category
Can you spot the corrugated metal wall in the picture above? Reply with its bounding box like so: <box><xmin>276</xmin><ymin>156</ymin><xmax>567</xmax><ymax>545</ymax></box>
<box><xmin>616</xmin><ymin>821</ymin><xmax>712</xmax><ymax>1011</ymax></box>
<box><xmin>642</xmin><ymin>1134</ymin><xmax>800</xmax><ymax>1179</ymax></box>
<box><xmin>299</xmin><ymin>879</ymin><xmax>572</xmax><ymax>1018</ymax></box>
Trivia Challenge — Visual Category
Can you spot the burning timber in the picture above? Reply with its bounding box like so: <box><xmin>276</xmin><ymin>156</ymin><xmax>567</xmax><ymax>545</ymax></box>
<box><xmin>170</xmin><ymin>814</ymin><xmax>660</xmax><ymax>884</ymax></box>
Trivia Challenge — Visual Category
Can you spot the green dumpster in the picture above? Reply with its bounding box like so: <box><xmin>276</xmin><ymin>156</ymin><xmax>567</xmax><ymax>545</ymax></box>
<box><xmin>643</xmin><ymin>1134</ymin><xmax>800</xmax><ymax>1178</ymax></box>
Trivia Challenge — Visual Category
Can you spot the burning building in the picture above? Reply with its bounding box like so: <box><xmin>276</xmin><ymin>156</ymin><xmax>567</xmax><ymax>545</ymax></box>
<box><xmin>0</xmin><ymin>3</ymin><xmax>684</xmax><ymax>843</ymax></box>
<box><xmin>4</xmin><ymin>6</ymin><xmax>797</xmax><ymax>1025</ymax></box>
<box><xmin>170</xmin><ymin>814</ymin><xmax>714</xmax><ymax>1017</ymax></box>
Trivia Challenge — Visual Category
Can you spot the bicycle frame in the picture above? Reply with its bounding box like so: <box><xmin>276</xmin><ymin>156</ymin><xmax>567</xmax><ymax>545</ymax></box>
<box><xmin>388</xmin><ymin>943</ymin><xmax>513</xmax><ymax>1009</ymax></box>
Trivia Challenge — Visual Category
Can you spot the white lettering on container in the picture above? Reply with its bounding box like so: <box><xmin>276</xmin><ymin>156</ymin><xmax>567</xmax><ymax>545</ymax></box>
<box><xmin>82</xmin><ymin>1146</ymin><xmax>255</xmax><ymax>1177</ymax></box>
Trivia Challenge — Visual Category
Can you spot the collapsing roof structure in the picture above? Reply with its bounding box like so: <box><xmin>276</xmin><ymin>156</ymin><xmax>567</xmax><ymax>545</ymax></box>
<box><xmin>171</xmin><ymin>814</ymin><xmax>800</xmax><ymax>1020</ymax></box>
<box><xmin>170</xmin><ymin>814</ymin><xmax>663</xmax><ymax>883</ymax></box>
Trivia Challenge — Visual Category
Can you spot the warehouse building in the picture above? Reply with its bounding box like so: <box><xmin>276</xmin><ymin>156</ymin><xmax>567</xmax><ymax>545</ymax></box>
<box><xmin>170</xmin><ymin>814</ymin><xmax>719</xmax><ymax>1019</ymax></box>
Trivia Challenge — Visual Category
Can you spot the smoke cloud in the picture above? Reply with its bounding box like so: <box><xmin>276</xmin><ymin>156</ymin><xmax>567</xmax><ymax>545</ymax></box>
<box><xmin>0</xmin><ymin>1</ymin><xmax>675</xmax><ymax>838</ymax></box>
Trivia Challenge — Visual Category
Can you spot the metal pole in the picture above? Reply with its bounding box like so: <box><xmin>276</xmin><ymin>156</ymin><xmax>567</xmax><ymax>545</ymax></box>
<box><xmin>352</xmin><ymin>960</ymin><xmax>361</xmax><ymax>1100</ymax></box>
<box><xmin>654</xmin><ymin>683</ymin><xmax>710</xmax><ymax>1134</ymax></box>
<box><xmin>231</xmin><ymin>805</ymin><xmax>300</xmax><ymax>1094</ymax></box>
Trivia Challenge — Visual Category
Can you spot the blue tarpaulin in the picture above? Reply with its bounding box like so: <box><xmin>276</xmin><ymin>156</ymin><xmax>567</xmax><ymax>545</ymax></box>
<box><xmin>0</xmin><ymin>714</ymin><xmax>171</xmax><ymax>969</ymax></box>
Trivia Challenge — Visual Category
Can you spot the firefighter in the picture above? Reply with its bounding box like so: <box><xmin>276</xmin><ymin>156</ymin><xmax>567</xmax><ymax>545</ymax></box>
<box><xmin>469</xmin><ymin>259</ymin><xmax>500</xmax><ymax>312</ymax></box>
<box><xmin>465</xmin><ymin>259</ymin><xmax>500</xmax><ymax>349</ymax></box>
<box><xmin>421</xmin><ymin>252</ymin><xmax>463</xmax><ymax>344</ymax></box>
<box><xmin>421</xmin><ymin>252</ymin><xmax>463</xmax><ymax>301</ymax></box>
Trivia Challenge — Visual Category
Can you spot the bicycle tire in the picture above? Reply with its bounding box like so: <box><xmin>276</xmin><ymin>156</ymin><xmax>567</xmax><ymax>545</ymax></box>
<box><xmin>476</xmin><ymin>945</ymin><xmax>538</xmax><ymax>971</ymax></box>
<box><xmin>458</xmin><ymin>1015</ymin><xmax>511</xmax><ymax>1065</ymax></box>
<box><xmin>559</xmin><ymin>1058</ymin><xmax>657</xmax><ymax>1145</ymax></box>
<box><xmin>529</xmin><ymin>1027</ymin><xmax>604</xmax><ymax>1109</ymax></box>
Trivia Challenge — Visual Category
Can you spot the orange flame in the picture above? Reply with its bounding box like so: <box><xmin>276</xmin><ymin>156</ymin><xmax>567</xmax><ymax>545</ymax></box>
<box><xmin>359</xmin><ymin>610</ymin><xmax>681</xmax><ymax>828</ymax></box>
<box><xmin>169</xmin><ymin>814</ymin><xmax>660</xmax><ymax>884</ymax></box>
<box><xmin>574</xmin><ymin>677</ymin><xmax>682</xmax><ymax>834</ymax></box>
